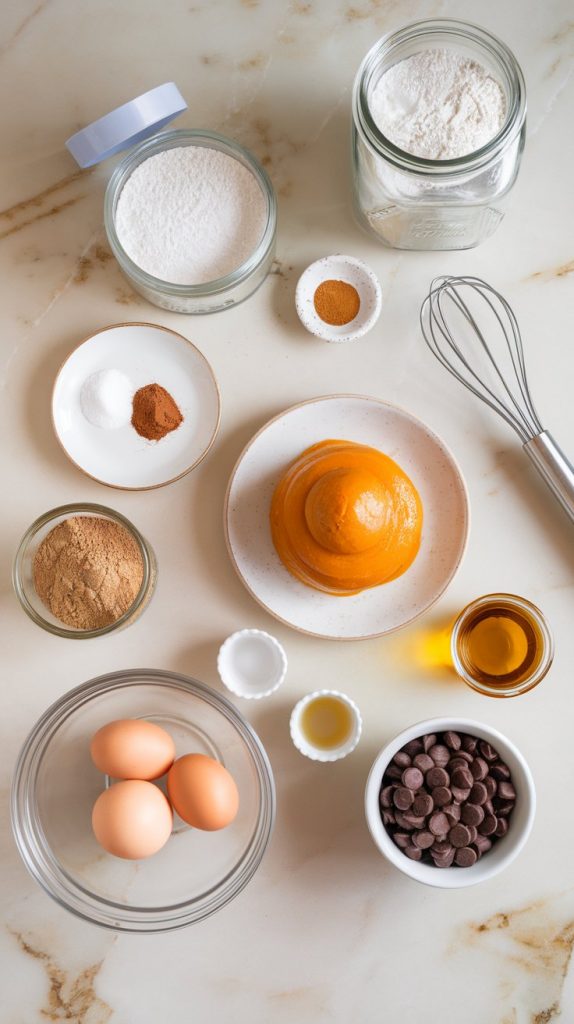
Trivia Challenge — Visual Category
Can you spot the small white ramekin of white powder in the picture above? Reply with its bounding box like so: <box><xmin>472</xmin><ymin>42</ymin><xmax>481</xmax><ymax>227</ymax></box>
<box><xmin>369</xmin><ymin>48</ymin><xmax>506</xmax><ymax>160</ymax></box>
<box><xmin>114</xmin><ymin>146</ymin><xmax>268</xmax><ymax>285</ymax></box>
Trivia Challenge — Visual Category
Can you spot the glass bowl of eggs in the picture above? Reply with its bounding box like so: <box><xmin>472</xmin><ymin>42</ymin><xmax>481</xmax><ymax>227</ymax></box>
<box><xmin>11</xmin><ymin>669</ymin><xmax>275</xmax><ymax>932</ymax></box>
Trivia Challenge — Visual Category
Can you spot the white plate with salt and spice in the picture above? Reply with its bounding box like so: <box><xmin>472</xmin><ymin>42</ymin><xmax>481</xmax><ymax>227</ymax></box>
<box><xmin>225</xmin><ymin>395</ymin><xmax>470</xmax><ymax>640</ymax></box>
<box><xmin>52</xmin><ymin>323</ymin><xmax>221</xmax><ymax>489</ymax></box>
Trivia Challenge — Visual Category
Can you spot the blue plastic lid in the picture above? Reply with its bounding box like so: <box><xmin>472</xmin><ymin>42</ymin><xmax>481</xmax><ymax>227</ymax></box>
<box><xmin>65</xmin><ymin>83</ymin><xmax>187</xmax><ymax>168</ymax></box>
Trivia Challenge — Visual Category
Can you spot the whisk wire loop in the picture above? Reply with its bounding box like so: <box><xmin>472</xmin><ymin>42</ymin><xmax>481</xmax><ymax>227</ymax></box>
<box><xmin>420</xmin><ymin>275</ymin><xmax>543</xmax><ymax>444</ymax></box>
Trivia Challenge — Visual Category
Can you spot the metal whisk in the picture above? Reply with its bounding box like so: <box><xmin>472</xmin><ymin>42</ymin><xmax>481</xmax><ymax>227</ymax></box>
<box><xmin>420</xmin><ymin>275</ymin><xmax>574</xmax><ymax>524</ymax></box>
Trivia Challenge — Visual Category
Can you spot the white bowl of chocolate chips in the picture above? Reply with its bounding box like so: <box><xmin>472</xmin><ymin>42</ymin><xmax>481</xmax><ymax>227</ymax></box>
<box><xmin>365</xmin><ymin>718</ymin><xmax>535</xmax><ymax>888</ymax></box>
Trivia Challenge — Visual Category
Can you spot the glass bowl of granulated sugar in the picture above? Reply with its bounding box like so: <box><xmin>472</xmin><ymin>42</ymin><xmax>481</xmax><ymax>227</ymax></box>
<box><xmin>13</xmin><ymin>503</ymin><xmax>157</xmax><ymax>638</ymax></box>
<box><xmin>104</xmin><ymin>129</ymin><xmax>277</xmax><ymax>313</ymax></box>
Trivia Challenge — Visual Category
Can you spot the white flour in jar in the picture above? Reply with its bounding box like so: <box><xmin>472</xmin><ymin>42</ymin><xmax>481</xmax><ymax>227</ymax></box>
<box><xmin>115</xmin><ymin>146</ymin><xmax>267</xmax><ymax>284</ymax></box>
<box><xmin>369</xmin><ymin>48</ymin><xmax>506</xmax><ymax>160</ymax></box>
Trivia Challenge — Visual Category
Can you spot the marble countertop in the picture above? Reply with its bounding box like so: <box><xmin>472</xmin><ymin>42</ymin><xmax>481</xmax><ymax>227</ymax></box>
<box><xmin>1</xmin><ymin>1</ymin><xmax>573</xmax><ymax>1021</ymax></box>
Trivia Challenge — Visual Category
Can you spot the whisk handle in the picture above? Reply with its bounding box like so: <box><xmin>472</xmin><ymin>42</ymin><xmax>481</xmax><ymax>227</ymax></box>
<box><xmin>524</xmin><ymin>431</ymin><xmax>574</xmax><ymax>525</ymax></box>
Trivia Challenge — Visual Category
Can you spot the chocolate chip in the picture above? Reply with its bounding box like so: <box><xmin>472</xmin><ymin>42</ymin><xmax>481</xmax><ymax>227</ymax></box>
<box><xmin>474</xmin><ymin>835</ymin><xmax>492</xmax><ymax>855</ymax></box>
<box><xmin>451</xmin><ymin>786</ymin><xmax>471</xmax><ymax>803</ymax></box>
<box><xmin>491</xmin><ymin>763</ymin><xmax>511</xmax><ymax>781</ymax></box>
<box><xmin>413</xmin><ymin>830</ymin><xmax>435</xmax><ymax>850</ymax></box>
<box><xmin>455</xmin><ymin>846</ymin><xmax>477</xmax><ymax>867</ymax></box>
<box><xmin>422</xmin><ymin>733</ymin><xmax>437</xmax><ymax>753</ymax></box>
<box><xmin>466</xmin><ymin>825</ymin><xmax>478</xmax><ymax>844</ymax></box>
<box><xmin>469</xmin><ymin>782</ymin><xmax>488</xmax><ymax>805</ymax></box>
<box><xmin>404</xmin><ymin>845</ymin><xmax>422</xmax><ymax>861</ymax></box>
<box><xmin>413</xmin><ymin>753</ymin><xmax>435</xmax><ymax>773</ymax></box>
<box><xmin>382</xmin><ymin>811</ymin><xmax>396</xmax><ymax>826</ymax></box>
<box><xmin>444</xmin><ymin>731</ymin><xmax>461</xmax><ymax>750</ymax></box>
<box><xmin>386</xmin><ymin>764</ymin><xmax>403</xmax><ymax>781</ymax></box>
<box><xmin>402</xmin><ymin>767</ymin><xmax>424</xmax><ymax>790</ymax></box>
<box><xmin>426</xmin><ymin>766</ymin><xmax>449</xmax><ymax>788</ymax></box>
<box><xmin>484</xmin><ymin>775</ymin><xmax>497</xmax><ymax>798</ymax></box>
<box><xmin>457</xmin><ymin>750</ymin><xmax>474</xmax><ymax>763</ymax></box>
<box><xmin>451</xmin><ymin>767</ymin><xmax>473</xmax><ymax>790</ymax></box>
<box><xmin>497</xmin><ymin>781</ymin><xmax>516</xmax><ymax>801</ymax></box>
<box><xmin>393</xmin><ymin>832</ymin><xmax>410</xmax><ymax>848</ymax></box>
<box><xmin>449</xmin><ymin>757</ymin><xmax>470</xmax><ymax>772</ymax></box>
<box><xmin>394</xmin><ymin>812</ymin><xmax>414</xmax><ymax>830</ymax></box>
<box><xmin>479</xmin><ymin>740</ymin><xmax>498</xmax><ymax>762</ymax></box>
<box><xmin>494</xmin><ymin>817</ymin><xmax>509</xmax><ymax>838</ymax></box>
<box><xmin>461</xmin><ymin>803</ymin><xmax>485</xmax><ymax>827</ymax></box>
<box><xmin>432</xmin><ymin>848</ymin><xmax>455</xmax><ymax>868</ymax></box>
<box><xmin>432</xmin><ymin>786</ymin><xmax>452</xmax><ymax>807</ymax></box>
<box><xmin>429</xmin><ymin>744</ymin><xmax>450</xmax><ymax>767</ymax></box>
<box><xmin>380</xmin><ymin>785</ymin><xmax>395</xmax><ymax>808</ymax></box>
<box><xmin>449</xmin><ymin>824</ymin><xmax>471</xmax><ymax>848</ymax></box>
<box><xmin>484</xmin><ymin>799</ymin><xmax>494</xmax><ymax>815</ymax></box>
<box><xmin>470</xmin><ymin>757</ymin><xmax>488</xmax><ymax>781</ymax></box>
<box><xmin>393</xmin><ymin>751</ymin><xmax>411</xmax><ymax>768</ymax></box>
<box><xmin>432</xmin><ymin>839</ymin><xmax>453</xmax><ymax>853</ymax></box>
<box><xmin>444</xmin><ymin>804</ymin><xmax>461</xmax><ymax>826</ymax></box>
<box><xmin>393</xmin><ymin>787</ymin><xmax>414</xmax><ymax>810</ymax></box>
<box><xmin>429</xmin><ymin>811</ymin><xmax>449</xmax><ymax>836</ymax></box>
<box><xmin>401</xmin><ymin>813</ymin><xmax>426</xmax><ymax>828</ymax></box>
<box><xmin>462</xmin><ymin>735</ymin><xmax>478</xmax><ymax>754</ymax></box>
<box><xmin>494</xmin><ymin>801</ymin><xmax>515</xmax><ymax>817</ymax></box>
<box><xmin>412</xmin><ymin>792</ymin><xmax>433</xmax><ymax>817</ymax></box>
<box><xmin>478</xmin><ymin>814</ymin><xmax>497</xmax><ymax>836</ymax></box>
<box><xmin>404</xmin><ymin>739</ymin><xmax>424</xmax><ymax>758</ymax></box>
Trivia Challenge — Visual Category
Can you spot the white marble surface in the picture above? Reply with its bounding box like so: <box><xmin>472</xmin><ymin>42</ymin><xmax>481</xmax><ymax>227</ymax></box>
<box><xmin>1</xmin><ymin>1</ymin><xmax>573</xmax><ymax>1021</ymax></box>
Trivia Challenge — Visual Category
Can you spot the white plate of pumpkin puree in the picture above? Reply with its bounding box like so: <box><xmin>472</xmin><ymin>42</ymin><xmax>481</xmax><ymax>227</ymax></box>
<box><xmin>224</xmin><ymin>395</ymin><xmax>469</xmax><ymax>640</ymax></box>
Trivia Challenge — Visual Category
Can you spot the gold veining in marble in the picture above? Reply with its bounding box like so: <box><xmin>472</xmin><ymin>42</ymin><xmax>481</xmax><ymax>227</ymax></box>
<box><xmin>0</xmin><ymin>0</ymin><xmax>50</xmax><ymax>57</ymax></box>
<box><xmin>460</xmin><ymin>895</ymin><xmax>574</xmax><ymax>1023</ymax></box>
<box><xmin>0</xmin><ymin>169</ymin><xmax>92</xmax><ymax>241</ymax></box>
<box><xmin>9</xmin><ymin>931</ymin><xmax>113</xmax><ymax>1023</ymax></box>
<box><xmin>530</xmin><ymin>259</ymin><xmax>574</xmax><ymax>280</ymax></box>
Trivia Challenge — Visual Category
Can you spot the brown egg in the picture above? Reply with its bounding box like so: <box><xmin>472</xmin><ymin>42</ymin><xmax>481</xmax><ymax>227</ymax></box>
<box><xmin>92</xmin><ymin>780</ymin><xmax>173</xmax><ymax>859</ymax></box>
<box><xmin>167</xmin><ymin>754</ymin><xmax>239</xmax><ymax>831</ymax></box>
<box><xmin>90</xmin><ymin>719</ymin><xmax>175</xmax><ymax>780</ymax></box>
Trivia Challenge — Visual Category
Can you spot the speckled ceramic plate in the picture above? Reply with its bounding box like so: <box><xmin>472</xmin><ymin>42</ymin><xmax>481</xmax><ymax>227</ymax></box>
<box><xmin>224</xmin><ymin>395</ymin><xmax>470</xmax><ymax>640</ymax></box>
<box><xmin>52</xmin><ymin>323</ymin><xmax>221</xmax><ymax>490</ymax></box>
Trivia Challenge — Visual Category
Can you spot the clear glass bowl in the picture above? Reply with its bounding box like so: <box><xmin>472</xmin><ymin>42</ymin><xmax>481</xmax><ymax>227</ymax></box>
<box><xmin>104</xmin><ymin>129</ymin><xmax>277</xmax><ymax>313</ymax></box>
<box><xmin>351</xmin><ymin>19</ymin><xmax>526</xmax><ymax>250</ymax></box>
<box><xmin>11</xmin><ymin>669</ymin><xmax>276</xmax><ymax>932</ymax></box>
<box><xmin>12</xmin><ymin>503</ymin><xmax>157</xmax><ymax>639</ymax></box>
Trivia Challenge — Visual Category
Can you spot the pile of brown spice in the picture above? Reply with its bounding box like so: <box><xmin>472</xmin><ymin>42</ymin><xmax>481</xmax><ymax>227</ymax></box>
<box><xmin>131</xmin><ymin>383</ymin><xmax>184</xmax><ymax>441</ymax></box>
<box><xmin>313</xmin><ymin>279</ymin><xmax>361</xmax><ymax>326</ymax></box>
<box><xmin>33</xmin><ymin>516</ymin><xmax>144</xmax><ymax>630</ymax></box>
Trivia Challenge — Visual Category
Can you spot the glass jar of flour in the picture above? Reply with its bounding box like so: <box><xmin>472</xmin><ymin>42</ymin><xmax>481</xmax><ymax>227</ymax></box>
<box><xmin>66</xmin><ymin>86</ymin><xmax>277</xmax><ymax>313</ymax></box>
<box><xmin>351</xmin><ymin>20</ymin><xmax>526</xmax><ymax>251</ymax></box>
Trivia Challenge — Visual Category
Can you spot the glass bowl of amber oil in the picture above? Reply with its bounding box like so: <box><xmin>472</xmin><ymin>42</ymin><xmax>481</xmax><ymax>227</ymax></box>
<box><xmin>450</xmin><ymin>593</ymin><xmax>553</xmax><ymax>698</ymax></box>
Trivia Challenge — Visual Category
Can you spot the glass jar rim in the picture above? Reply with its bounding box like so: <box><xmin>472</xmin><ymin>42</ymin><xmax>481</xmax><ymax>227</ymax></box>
<box><xmin>12</xmin><ymin>502</ymin><xmax>155</xmax><ymax>639</ymax></box>
<box><xmin>353</xmin><ymin>18</ymin><xmax>527</xmax><ymax>175</ymax></box>
<box><xmin>104</xmin><ymin>128</ymin><xmax>277</xmax><ymax>297</ymax></box>
<box><xmin>450</xmin><ymin>592</ymin><xmax>554</xmax><ymax>698</ymax></box>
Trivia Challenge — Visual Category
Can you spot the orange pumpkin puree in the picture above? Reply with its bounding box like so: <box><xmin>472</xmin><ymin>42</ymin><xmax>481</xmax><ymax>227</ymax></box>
<box><xmin>270</xmin><ymin>440</ymin><xmax>423</xmax><ymax>596</ymax></box>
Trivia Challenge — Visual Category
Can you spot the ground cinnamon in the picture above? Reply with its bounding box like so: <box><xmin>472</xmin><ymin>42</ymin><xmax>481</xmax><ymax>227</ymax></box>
<box><xmin>131</xmin><ymin>383</ymin><xmax>183</xmax><ymax>441</ymax></box>
<box><xmin>313</xmin><ymin>279</ymin><xmax>360</xmax><ymax>326</ymax></box>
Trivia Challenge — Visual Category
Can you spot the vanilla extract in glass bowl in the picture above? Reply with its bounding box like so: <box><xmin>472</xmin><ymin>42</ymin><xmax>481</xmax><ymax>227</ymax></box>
<box><xmin>451</xmin><ymin>594</ymin><xmax>553</xmax><ymax>697</ymax></box>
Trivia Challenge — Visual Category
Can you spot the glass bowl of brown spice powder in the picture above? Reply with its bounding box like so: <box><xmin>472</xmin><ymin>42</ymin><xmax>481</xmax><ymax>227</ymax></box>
<box><xmin>13</xmin><ymin>503</ymin><xmax>156</xmax><ymax>638</ymax></box>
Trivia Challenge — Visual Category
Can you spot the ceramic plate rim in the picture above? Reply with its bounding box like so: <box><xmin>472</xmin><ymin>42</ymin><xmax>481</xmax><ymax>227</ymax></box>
<box><xmin>224</xmin><ymin>394</ymin><xmax>470</xmax><ymax>641</ymax></box>
<box><xmin>51</xmin><ymin>321</ymin><xmax>221</xmax><ymax>491</ymax></box>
